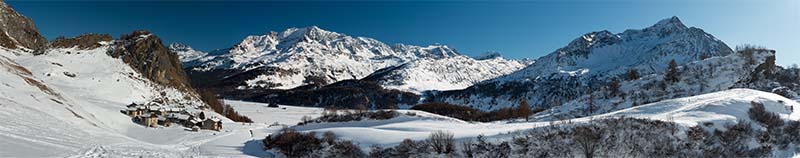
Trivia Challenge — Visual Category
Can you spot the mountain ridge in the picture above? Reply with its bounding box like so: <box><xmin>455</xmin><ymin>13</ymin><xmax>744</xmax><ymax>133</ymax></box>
<box><xmin>182</xmin><ymin>26</ymin><xmax>527</xmax><ymax>95</ymax></box>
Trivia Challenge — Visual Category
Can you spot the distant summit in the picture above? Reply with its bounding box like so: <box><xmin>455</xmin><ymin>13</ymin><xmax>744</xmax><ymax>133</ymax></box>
<box><xmin>474</xmin><ymin>51</ymin><xmax>503</xmax><ymax>60</ymax></box>
<box><xmin>169</xmin><ymin>43</ymin><xmax>207</xmax><ymax>62</ymax></box>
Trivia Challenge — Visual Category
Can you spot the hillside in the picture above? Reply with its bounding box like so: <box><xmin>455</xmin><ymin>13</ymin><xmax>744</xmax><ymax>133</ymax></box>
<box><xmin>430</xmin><ymin>17</ymin><xmax>740</xmax><ymax>111</ymax></box>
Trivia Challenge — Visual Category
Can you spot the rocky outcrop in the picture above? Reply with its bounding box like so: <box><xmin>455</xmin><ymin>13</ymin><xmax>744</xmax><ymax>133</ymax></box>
<box><xmin>108</xmin><ymin>30</ymin><xmax>194</xmax><ymax>93</ymax></box>
<box><xmin>0</xmin><ymin>0</ymin><xmax>47</xmax><ymax>51</ymax></box>
<box><xmin>50</xmin><ymin>34</ymin><xmax>113</xmax><ymax>49</ymax></box>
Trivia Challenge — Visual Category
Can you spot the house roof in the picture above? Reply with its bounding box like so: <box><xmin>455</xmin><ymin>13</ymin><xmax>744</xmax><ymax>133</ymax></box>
<box><xmin>166</xmin><ymin>113</ymin><xmax>190</xmax><ymax>120</ymax></box>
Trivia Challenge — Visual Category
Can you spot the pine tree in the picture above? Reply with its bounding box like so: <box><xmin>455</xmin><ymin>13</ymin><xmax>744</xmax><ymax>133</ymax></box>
<box><xmin>608</xmin><ymin>79</ymin><xmax>620</xmax><ymax>97</ymax></box>
<box><xmin>627</xmin><ymin>69</ymin><xmax>640</xmax><ymax>81</ymax></box>
<box><xmin>664</xmin><ymin>59</ymin><xmax>679</xmax><ymax>83</ymax></box>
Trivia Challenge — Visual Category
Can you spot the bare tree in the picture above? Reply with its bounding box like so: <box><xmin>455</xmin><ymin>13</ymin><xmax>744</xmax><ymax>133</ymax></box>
<box><xmin>429</xmin><ymin>130</ymin><xmax>455</xmax><ymax>154</ymax></box>
<box><xmin>461</xmin><ymin>139</ymin><xmax>474</xmax><ymax>158</ymax></box>
<box><xmin>574</xmin><ymin>126</ymin><xmax>602</xmax><ymax>158</ymax></box>
<box><xmin>608</xmin><ymin>79</ymin><xmax>620</xmax><ymax>97</ymax></box>
<box><xmin>518</xmin><ymin>100</ymin><xmax>533</xmax><ymax>121</ymax></box>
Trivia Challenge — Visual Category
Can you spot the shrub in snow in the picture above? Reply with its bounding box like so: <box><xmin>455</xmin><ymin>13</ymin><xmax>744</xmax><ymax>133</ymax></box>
<box><xmin>322</xmin><ymin>131</ymin><xmax>337</xmax><ymax>145</ymax></box>
<box><xmin>329</xmin><ymin>140</ymin><xmax>364</xmax><ymax>158</ymax></box>
<box><xmin>428</xmin><ymin>130</ymin><xmax>454</xmax><ymax>154</ymax></box>
<box><xmin>748</xmin><ymin>101</ymin><xmax>784</xmax><ymax>128</ymax></box>
<box><xmin>367</xmin><ymin>138</ymin><xmax>430</xmax><ymax>158</ymax></box>
<box><xmin>263</xmin><ymin>129</ymin><xmax>322</xmax><ymax>157</ymax></box>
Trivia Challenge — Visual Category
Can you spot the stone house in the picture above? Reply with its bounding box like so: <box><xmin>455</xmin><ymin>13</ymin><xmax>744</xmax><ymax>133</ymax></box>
<box><xmin>144</xmin><ymin>114</ymin><xmax>159</xmax><ymax>128</ymax></box>
<box><xmin>203</xmin><ymin>118</ymin><xmax>222</xmax><ymax>131</ymax></box>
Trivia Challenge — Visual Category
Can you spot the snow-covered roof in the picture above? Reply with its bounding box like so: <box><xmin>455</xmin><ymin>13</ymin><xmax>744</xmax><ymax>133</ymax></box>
<box><xmin>166</xmin><ymin>113</ymin><xmax>190</xmax><ymax>120</ymax></box>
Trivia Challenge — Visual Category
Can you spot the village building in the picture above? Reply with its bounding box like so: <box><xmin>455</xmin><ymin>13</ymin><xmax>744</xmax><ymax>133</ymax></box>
<box><xmin>124</xmin><ymin>107</ymin><xmax>143</xmax><ymax>116</ymax></box>
<box><xmin>122</xmin><ymin>102</ymin><xmax>223</xmax><ymax>131</ymax></box>
<box><xmin>144</xmin><ymin>114</ymin><xmax>159</xmax><ymax>128</ymax></box>
<box><xmin>203</xmin><ymin>118</ymin><xmax>223</xmax><ymax>131</ymax></box>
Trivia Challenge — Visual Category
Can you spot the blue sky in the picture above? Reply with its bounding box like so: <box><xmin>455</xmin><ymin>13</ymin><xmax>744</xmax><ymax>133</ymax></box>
<box><xmin>7</xmin><ymin>0</ymin><xmax>799</xmax><ymax>66</ymax></box>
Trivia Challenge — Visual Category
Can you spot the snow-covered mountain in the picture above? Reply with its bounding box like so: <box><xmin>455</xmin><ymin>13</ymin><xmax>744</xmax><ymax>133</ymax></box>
<box><xmin>364</xmin><ymin>55</ymin><xmax>528</xmax><ymax>92</ymax></box>
<box><xmin>169</xmin><ymin>42</ymin><xmax>207</xmax><ymax>62</ymax></box>
<box><xmin>533</xmin><ymin>48</ymin><xmax>776</xmax><ymax>120</ymax></box>
<box><xmin>430</xmin><ymin>16</ymin><xmax>737</xmax><ymax>111</ymax></box>
<box><xmin>498</xmin><ymin>16</ymin><xmax>732</xmax><ymax>82</ymax></box>
<box><xmin>185</xmin><ymin>26</ymin><xmax>526</xmax><ymax>94</ymax></box>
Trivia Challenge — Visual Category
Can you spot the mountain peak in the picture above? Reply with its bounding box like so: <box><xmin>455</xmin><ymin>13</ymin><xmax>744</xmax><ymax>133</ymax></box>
<box><xmin>649</xmin><ymin>16</ymin><xmax>688</xmax><ymax>31</ymax></box>
<box><xmin>169</xmin><ymin>42</ymin><xmax>207</xmax><ymax>62</ymax></box>
<box><xmin>474</xmin><ymin>51</ymin><xmax>503</xmax><ymax>60</ymax></box>
<box><xmin>169</xmin><ymin>42</ymin><xmax>192</xmax><ymax>50</ymax></box>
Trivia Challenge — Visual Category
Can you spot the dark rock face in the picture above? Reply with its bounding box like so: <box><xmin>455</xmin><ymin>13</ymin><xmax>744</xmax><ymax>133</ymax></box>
<box><xmin>0</xmin><ymin>1</ymin><xmax>47</xmax><ymax>51</ymax></box>
<box><xmin>108</xmin><ymin>30</ymin><xmax>194</xmax><ymax>93</ymax></box>
<box><xmin>50</xmin><ymin>34</ymin><xmax>113</xmax><ymax>49</ymax></box>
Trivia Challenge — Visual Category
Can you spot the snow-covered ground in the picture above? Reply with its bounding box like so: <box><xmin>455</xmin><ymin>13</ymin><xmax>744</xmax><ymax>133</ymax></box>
<box><xmin>285</xmin><ymin>89</ymin><xmax>800</xmax><ymax>154</ymax></box>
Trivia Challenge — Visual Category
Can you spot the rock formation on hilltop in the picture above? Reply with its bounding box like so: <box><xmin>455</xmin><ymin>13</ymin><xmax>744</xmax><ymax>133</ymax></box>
<box><xmin>108</xmin><ymin>30</ymin><xmax>195</xmax><ymax>93</ymax></box>
<box><xmin>0</xmin><ymin>0</ymin><xmax>48</xmax><ymax>51</ymax></box>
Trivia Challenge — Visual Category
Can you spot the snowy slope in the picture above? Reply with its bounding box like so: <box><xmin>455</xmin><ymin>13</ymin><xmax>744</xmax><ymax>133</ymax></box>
<box><xmin>0</xmin><ymin>43</ymin><xmax>266</xmax><ymax>157</ymax></box>
<box><xmin>282</xmin><ymin>88</ymin><xmax>800</xmax><ymax>153</ymax></box>
<box><xmin>599</xmin><ymin>89</ymin><xmax>800</xmax><ymax>128</ymax></box>
<box><xmin>186</xmin><ymin>26</ymin><xmax>525</xmax><ymax>93</ymax></box>
<box><xmin>0</xmin><ymin>47</ymin><xmax>194</xmax><ymax>157</ymax></box>
<box><xmin>365</xmin><ymin>55</ymin><xmax>528</xmax><ymax>93</ymax></box>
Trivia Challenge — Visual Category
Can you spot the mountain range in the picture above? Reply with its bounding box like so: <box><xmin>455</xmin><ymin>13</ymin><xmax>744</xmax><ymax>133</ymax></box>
<box><xmin>175</xmin><ymin>26</ymin><xmax>529</xmax><ymax>96</ymax></box>
<box><xmin>2</xmin><ymin>0</ymin><xmax>800</xmax><ymax>157</ymax></box>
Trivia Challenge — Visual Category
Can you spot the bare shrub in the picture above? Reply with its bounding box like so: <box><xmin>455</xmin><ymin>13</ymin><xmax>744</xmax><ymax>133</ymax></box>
<box><xmin>428</xmin><ymin>130</ymin><xmax>455</xmax><ymax>154</ymax></box>
<box><xmin>330</xmin><ymin>140</ymin><xmax>365</xmax><ymax>158</ymax></box>
<box><xmin>574</xmin><ymin>126</ymin><xmax>602</xmax><ymax>158</ymax></box>
<box><xmin>748</xmin><ymin>101</ymin><xmax>783</xmax><ymax>128</ymax></box>
<box><xmin>263</xmin><ymin>129</ymin><xmax>322</xmax><ymax>157</ymax></box>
